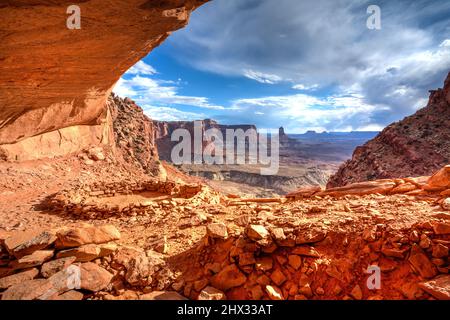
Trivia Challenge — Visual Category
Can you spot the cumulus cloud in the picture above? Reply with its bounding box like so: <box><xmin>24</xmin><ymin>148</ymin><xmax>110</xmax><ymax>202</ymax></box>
<box><xmin>221</xmin><ymin>92</ymin><xmax>387</xmax><ymax>132</ymax></box>
<box><xmin>142</xmin><ymin>105</ymin><xmax>208</xmax><ymax>122</ymax></box>
<box><xmin>113</xmin><ymin>62</ymin><xmax>225</xmax><ymax>111</ymax></box>
<box><xmin>126</xmin><ymin>61</ymin><xmax>157</xmax><ymax>75</ymax></box>
<box><xmin>164</xmin><ymin>0</ymin><xmax>450</xmax><ymax>129</ymax></box>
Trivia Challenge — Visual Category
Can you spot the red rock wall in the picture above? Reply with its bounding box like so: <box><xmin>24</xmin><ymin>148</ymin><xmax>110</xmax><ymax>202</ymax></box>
<box><xmin>0</xmin><ymin>0</ymin><xmax>208</xmax><ymax>160</ymax></box>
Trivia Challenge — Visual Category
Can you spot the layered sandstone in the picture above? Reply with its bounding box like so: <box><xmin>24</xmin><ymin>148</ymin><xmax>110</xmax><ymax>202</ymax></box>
<box><xmin>0</xmin><ymin>0</ymin><xmax>207</xmax><ymax>161</ymax></box>
<box><xmin>328</xmin><ymin>72</ymin><xmax>450</xmax><ymax>187</ymax></box>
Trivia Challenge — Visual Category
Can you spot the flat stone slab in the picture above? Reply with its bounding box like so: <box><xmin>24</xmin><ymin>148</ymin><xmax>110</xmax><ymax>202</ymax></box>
<box><xmin>419</xmin><ymin>275</ymin><xmax>450</xmax><ymax>300</ymax></box>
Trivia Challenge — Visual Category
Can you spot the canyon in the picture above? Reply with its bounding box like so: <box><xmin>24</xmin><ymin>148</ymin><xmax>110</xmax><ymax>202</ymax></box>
<box><xmin>0</xmin><ymin>1</ymin><xmax>449</xmax><ymax>301</ymax></box>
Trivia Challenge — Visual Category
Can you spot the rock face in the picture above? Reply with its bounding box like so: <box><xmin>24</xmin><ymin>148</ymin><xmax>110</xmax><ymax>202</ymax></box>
<box><xmin>109</xmin><ymin>93</ymin><xmax>161</xmax><ymax>175</ymax></box>
<box><xmin>328</xmin><ymin>72</ymin><xmax>450</xmax><ymax>187</ymax></box>
<box><xmin>0</xmin><ymin>0</ymin><xmax>208</xmax><ymax>161</ymax></box>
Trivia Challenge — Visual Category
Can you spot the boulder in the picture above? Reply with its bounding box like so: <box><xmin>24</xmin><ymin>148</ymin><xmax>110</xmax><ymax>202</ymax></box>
<box><xmin>319</xmin><ymin>180</ymin><xmax>396</xmax><ymax>197</ymax></box>
<box><xmin>4</xmin><ymin>229</ymin><xmax>56</xmax><ymax>258</ymax></box>
<box><xmin>0</xmin><ymin>268</ymin><xmax>39</xmax><ymax>290</ymax></box>
<box><xmin>198</xmin><ymin>286</ymin><xmax>226</xmax><ymax>300</ymax></box>
<box><xmin>113</xmin><ymin>246</ymin><xmax>144</xmax><ymax>267</ymax></box>
<box><xmin>98</xmin><ymin>243</ymin><xmax>118</xmax><ymax>256</ymax></box>
<box><xmin>288</xmin><ymin>255</ymin><xmax>302</xmax><ymax>270</ymax></box>
<box><xmin>125</xmin><ymin>253</ymin><xmax>150</xmax><ymax>286</ymax></box>
<box><xmin>433</xmin><ymin>222</ymin><xmax>450</xmax><ymax>235</ymax></box>
<box><xmin>41</xmin><ymin>257</ymin><xmax>76</xmax><ymax>278</ymax></box>
<box><xmin>246</xmin><ymin>225</ymin><xmax>270</xmax><ymax>241</ymax></box>
<box><xmin>295</xmin><ymin>228</ymin><xmax>327</xmax><ymax>244</ymax></box>
<box><xmin>291</xmin><ymin>246</ymin><xmax>320</xmax><ymax>257</ymax></box>
<box><xmin>408</xmin><ymin>244</ymin><xmax>437</xmax><ymax>279</ymax></box>
<box><xmin>56</xmin><ymin>244</ymin><xmax>102</xmax><ymax>262</ymax></box>
<box><xmin>419</xmin><ymin>275</ymin><xmax>450</xmax><ymax>300</ymax></box>
<box><xmin>350</xmin><ymin>285</ymin><xmax>363</xmax><ymax>300</ymax></box>
<box><xmin>265</xmin><ymin>285</ymin><xmax>283</xmax><ymax>300</ymax></box>
<box><xmin>206</xmin><ymin>223</ymin><xmax>228</xmax><ymax>239</ymax></box>
<box><xmin>80</xmin><ymin>262</ymin><xmax>113</xmax><ymax>292</ymax></box>
<box><xmin>10</xmin><ymin>250</ymin><xmax>54</xmax><ymax>270</ymax></box>
<box><xmin>426</xmin><ymin>165</ymin><xmax>450</xmax><ymax>189</ymax></box>
<box><xmin>211</xmin><ymin>264</ymin><xmax>247</xmax><ymax>291</ymax></box>
<box><xmin>432</xmin><ymin>244</ymin><xmax>449</xmax><ymax>259</ymax></box>
<box><xmin>56</xmin><ymin>225</ymin><xmax>120</xmax><ymax>248</ymax></box>
<box><xmin>152</xmin><ymin>237</ymin><xmax>169</xmax><ymax>254</ymax></box>
<box><xmin>255</xmin><ymin>257</ymin><xmax>273</xmax><ymax>272</ymax></box>
<box><xmin>238</xmin><ymin>252</ymin><xmax>256</xmax><ymax>267</ymax></box>
<box><xmin>270</xmin><ymin>228</ymin><xmax>286</xmax><ymax>242</ymax></box>
<box><xmin>390</xmin><ymin>183</ymin><xmax>417</xmax><ymax>194</ymax></box>
<box><xmin>270</xmin><ymin>269</ymin><xmax>287</xmax><ymax>286</ymax></box>
<box><xmin>442</xmin><ymin>198</ymin><xmax>450</xmax><ymax>210</ymax></box>
<box><xmin>1</xmin><ymin>279</ymin><xmax>53</xmax><ymax>300</ymax></box>
<box><xmin>36</xmin><ymin>263</ymin><xmax>110</xmax><ymax>298</ymax></box>
<box><xmin>286</xmin><ymin>186</ymin><xmax>322</xmax><ymax>199</ymax></box>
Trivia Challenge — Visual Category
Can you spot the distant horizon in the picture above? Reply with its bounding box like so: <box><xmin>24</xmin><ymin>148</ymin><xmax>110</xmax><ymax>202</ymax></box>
<box><xmin>152</xmin><ymin>114</ymin><xmax>381</xmax><ymax>135</ymax></box>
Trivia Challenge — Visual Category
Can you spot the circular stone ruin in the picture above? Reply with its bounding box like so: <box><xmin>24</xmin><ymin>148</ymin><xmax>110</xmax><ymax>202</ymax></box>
<box><xmin>48</xmin><ymin>179</ymin><xmax>212</xmax><ymax>219</ymax></box>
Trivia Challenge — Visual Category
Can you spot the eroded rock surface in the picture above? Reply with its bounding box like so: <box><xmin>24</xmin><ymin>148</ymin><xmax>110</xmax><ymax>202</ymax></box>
<box><xmin>0</xmin><ymin>0</ymin><xmax>207</xmax><ymax>161</ymax></box>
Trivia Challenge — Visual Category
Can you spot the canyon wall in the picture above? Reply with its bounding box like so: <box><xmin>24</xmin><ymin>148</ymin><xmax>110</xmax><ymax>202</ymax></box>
<box><xmin>109</xmin><ymin>93</ymin><xmax>162</xmax><ymax>176</ymax></box>
<box><xmin>0</xmin><ymin>0</ymin><xmax>207</xmax><ymax>161</ymax></box>
<box><xmin>328</xmin><ymin>72</ymin><xmax>450</xmax><ymax>187</ymax></box>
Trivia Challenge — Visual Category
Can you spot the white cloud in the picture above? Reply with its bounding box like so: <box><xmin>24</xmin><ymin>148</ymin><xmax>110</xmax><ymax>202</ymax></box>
<box><xmin>126</xmin><ymin>61</ymin><xmax>157</xmax><ymax>76</ymax></box>
<box><xmin>356</xmin><ymin>124</ymin><xmax>385</xmax><ymax>132</ymax></box>
<box><xmin>440</xmin><ymin>39</ymin><xmax>450</xmax><ymax>47</ymax></box>
<box><xmin>143</xmin><ymin>105</ymin><xmax>208</xmax><ymax>122</ymax></box>
<box><xmin>292</xmin><ymin>84</ymin><xmax>319</xmax><ymax>91</ymax></box>
<box><xmin>226</xmin><ymin>92</ymin><xmax>387</xmax><ymax>133</ymax></box>
<box><xmin>113</xmin><ymin>63</ymin><xmax>225</xmax><ymax>111</ymax></box>
<box><xmin>243</xmin><ymin>70</ymin><xmax>283</xmax><ymax>84</ymax></box>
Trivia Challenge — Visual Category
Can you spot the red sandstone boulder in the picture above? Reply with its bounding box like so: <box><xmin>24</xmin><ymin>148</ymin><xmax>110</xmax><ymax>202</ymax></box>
<box><xmin>419</xmin><ymin>275</ymin><xmax>450</xmax><ymax>300</ymax></box>
<box><xmin>198</xmin><ymin>286</ymin><xmax>226</xmax><ymax>300</ymax></box>
<box><xmin>55</xmin><ymin>225</ymin><xmax>120</xmax><ymax>248</ymax></box>
<box><xmin>4</xmin><ymin>229</ymin><xmax>56</xmax><ymax>258</ymax></box>
<box><xmin>408</xmin><ymin>244</ymin><xmax>437</xmax><ymax>279</ymax></box>
<box><xmin>426</xmin><ymin>165</ymin><xmax>450</xmax><ymax>190</ymax></box>
<box><xmin>286</xmin><ymin>186</ymin><xmax>322</xmax><ymax>199</ymax></box>
<box><xmin>319</xmin><ymin>180</ymin><xmax>396</xmax><ymax>197</ymax></box>
<box><xmin>0</xmin><ymin>268</ymin><xmax>39</xmax><ymax>290</ymax></box>
<box><xmin>1</xmin><ymin>279</ymin><xmax>54</xmax><ymax>300</ymax></box>
<box><xmin>211</xmin><ymin>264</ymin><xmax>247</xmax><ymax>291</ymax></box>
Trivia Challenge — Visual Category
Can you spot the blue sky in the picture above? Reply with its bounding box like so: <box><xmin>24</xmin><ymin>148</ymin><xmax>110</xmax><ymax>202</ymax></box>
<box><xmin>114</xmin><ymin>0</ymin><xmax>450</xmax><ymax>133</ymax></box>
